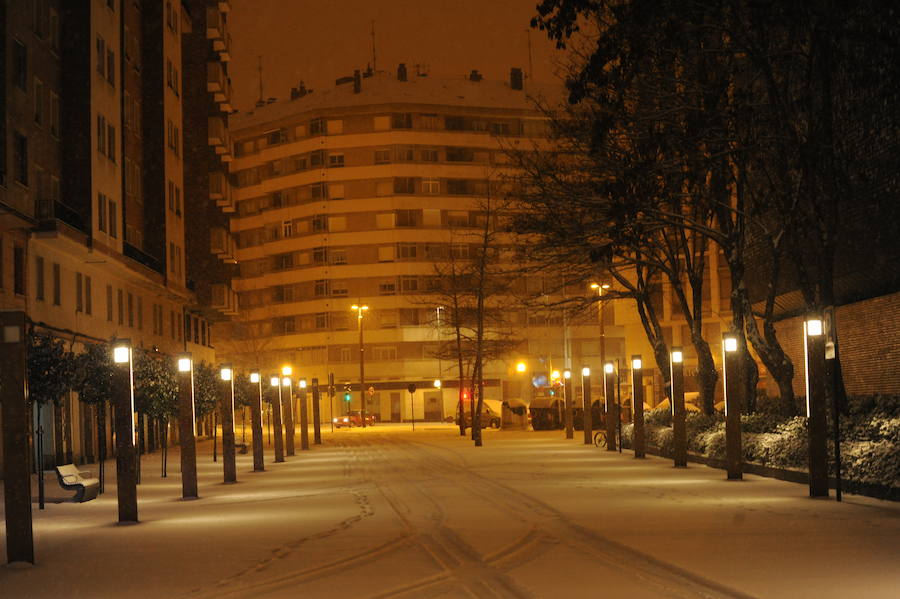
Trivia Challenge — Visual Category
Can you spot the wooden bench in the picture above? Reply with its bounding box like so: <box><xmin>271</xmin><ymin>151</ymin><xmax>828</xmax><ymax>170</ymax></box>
<box><xmin>55</xmin><ymin>464</ymin><xmax>100</xmax><ymax>502</ymax></box>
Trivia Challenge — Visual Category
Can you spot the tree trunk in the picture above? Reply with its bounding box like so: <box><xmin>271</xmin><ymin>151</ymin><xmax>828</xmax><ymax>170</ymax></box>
<box><xmin>53</xmin><ymin>401</ymin><xmax>64</xmax><ymax>466</ymax></box>
<box><xmin>692</xmin><ymin>334</ymin><xmax>717</xmax><ymax>415</ymax></box>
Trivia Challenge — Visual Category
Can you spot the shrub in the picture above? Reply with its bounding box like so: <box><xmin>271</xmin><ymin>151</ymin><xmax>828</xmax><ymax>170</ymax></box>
<box><xmin>685</xmin><ymin>412</ymin><xmax>721</xmax><ymax>453</ymax></box>
<box><xmin>699</xmin><ymin>423</ymin><xmax>727</xmax><ymax>459</ymax></box>
<box><xmin>840</xmin><ymin>440</ymin><xmax>900</xmax><ymax>487</ymax></box>
<box><xmin>645</xmin><ymin>406</ymin><xmax>672</xmax><ymax>427</ymax></box>
<box><xmin>742</xmin><ymin>412</ymin><xmax>788</xmax><ymax>434</ymax></box>
<box><xmin>652</xmin><ymin>426</ymin><xmax>674</xmax><ymax>454</ymax></box>
<box><xmin>764</xmin><ymin>417</ymin><xmax>808</xmax><ymax>469</ymax></box>
<box><xmin>621</xmin><ymin>423</ymin><xmax>633</xmax><ymax>449</ymax></box>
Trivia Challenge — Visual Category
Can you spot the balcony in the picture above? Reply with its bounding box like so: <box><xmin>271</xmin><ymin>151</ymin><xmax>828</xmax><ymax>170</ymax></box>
<box><xmin>208</xmin><ymin>115</ymin><xmax>228</xmax><ymax>147</ymax></box>
<box><xmin>207</xmin><ymin>60</ymin><xmax>225</xmax><ymax>93</ymax></box>
<box><xmin>210</xmin><ymin>172</ymin><xmax>235</xmax><ymax>212</ymax></box>
<box><xmin>206</xmin><ymin>6</ymin><xmax>226</xmax><ymax>42</ymax></box>
<box><xmin>211</xmin><ymin>283</ymin><xmax>239</xmax><ymax>316</ymax></box>
<box><xmin>217</xmin><ymin>1</ymin><xmax>231</xmax><ymax>13</ymax></box>
<box><xmin>210</xmin><ymin>227</ymin><xmax>237</xmax><ymax>263</ymax></box>
<box><xmin>218</xmin><ymin>33</ymin><xmax>232</xmax><ymax>62</ymax></box>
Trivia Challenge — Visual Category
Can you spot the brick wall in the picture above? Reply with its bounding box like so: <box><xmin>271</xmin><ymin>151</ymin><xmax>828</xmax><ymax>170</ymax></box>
<box><xmin>772</xmin><ymin>291</ymin><xmax>900</xmax><ymax>397</ymax></box>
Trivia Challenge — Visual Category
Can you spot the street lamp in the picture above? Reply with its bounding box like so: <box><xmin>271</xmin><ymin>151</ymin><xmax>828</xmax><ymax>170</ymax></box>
<box><xmin>631</xmin><ymin>355</ymin><xmax>645</xmax><ymax>458</ymax></box>
<box><xmin>603</xmin><ymin>361</ymin><xmax>617</xmax><ymax>451</ymax></box>
<box><xmin>219</xmin><ymin>364</ymin><xmax>237</xmax><ymax>483</ymax></box>
<box><xmin>281</xmin><ymin>373</ymin><xmax>295</xmax><ymax>455</ymax></box>
<box><xmin>249</xmin><ymin>370</ymin><xmax>264</xmax><ymax>472</ymax></box>
<box><xmin>581</xmin><ymin>366</ymin><xmax>592</xmax><ymax>445</ymax></box>
<box><xmin>269</xmin><ymin>376</ymin><xmax>285</xmax><ymax>462</ymax></box>
<box><xmin>176</xmin><ymin>353</ymin><xmax>198</xmax><ymax>498</ymax></box>
<box><xmin>670</xmin><ymin>347</ymin><xmax>687</xmax><ymax>467</ymax></box>
<box><xmin>804</xmin><ymin>317</ymin><xmax>829</xmax><ymax>497</ymax></box>
<box><xmin>352</xmin><ymin>304</ymin><xmax>369</xmax><ymax>428</ymax></box>
<box><xmin>516</xmin><ymin>361</ymin><xmax>527</xmax><ymax>373</ymax></box>
<box><xmin>721</xmin><ymin>334</ymin><xmax>742</xmax><ymax>480</ymax></box>
<box><xmin>112</xmin><ymin>339</ymin><xmax>138</xmax><ymax>522</ymax></box>
<box><xmin>562</xmin><ymin>369</ymin><xmax>574</xmax><ymax>439</ymax></box>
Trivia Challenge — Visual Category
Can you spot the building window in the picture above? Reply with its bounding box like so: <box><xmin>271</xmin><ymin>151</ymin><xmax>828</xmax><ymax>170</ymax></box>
<box><xmin>398</xmin><ymin>244</ymin><xmax>417</xmax><ymax>259</ymax></box>
<box><xmin>330</xmin><ymin>249</ymin><xmax>347</xmax><ymax>265</ymax></box>
<box><xmin>420</xmin><ymin>149</ymin><xmax>439</xmax><ymax>162</ymax></box>
<box><xmin>314</xmin><ymin>313</ymin><xmax>328</xmax><ymax>329</ymax></box>
<box><xmin>76</xmin><ymin>273</ymin><xmax>84</xmax><ymax>312</ymax></box>
<box><xmin>396</xmin><ymin>209</ymin><xmax>418</xmax><ymax>227</ymax></box>
<box><xmin>421</xmin><ymin>178</ymin><xmax>440</xmax><ymax>194</ymax></box>
<box><xmin>97</xmin><ymin>114</ymin><xmax>107</xmax><ymax>155</ymax></box>
<box><xmin>266</xmin><ymin>129</ymin><xmax>285</xmax><ymax>145</ymax></box>
<box><xmin>311</xmin><ymin>182</ymin><xmax>327</xmax><ymax>200</ymax></box>
<box><xmin>85</xmin><ymin>276</ymin><xmax>92</xmax><ymax>315</ymax></box>
<box><xmin>96</xmin><ymin>36</ymin><xmax>106</xmax><ymax>77</ymax></box>
<box><xmin>447</xmin><ymin>179</ymin><xmax>473</xmax><ymax>195</ymax></box>
<box><xmin>13</xmin><ymin>247</ymin><xmax>25</xmax><ymax>296</ymax></box>
<box><xmin>282</xmin><ymin>220</ymin><xmax>293</xmax><ymax>238</ymax></box>
<box><xmin>108</xmin><ymin>199</ymin><xmax>117</xmax><ymax>238</ymax></box>
<box><xmin>97</xmin><ymin>192</ymin><xmax>107</xmax><ymax>232</ymax></box>
<box><xmin>13</xmin><ymin>40</ymin><xmax>27</xmax><ymax>90</ymax></box>
<box><xmin>331</xmin><ymin>280</ymin><xmax>348</xmax><ymax>296</ymax></box>
<box><xmin>311</xmin><ymin>214</ymin><xmax>327</xmax><ymax>232</ymax></box>
<box><xmin>274</xmin><ymin>253</ymin><xmax>293</xmax><ymax>270</ymax></box>
<box><xmin>394</xmin><ymin>147</ymin><xmax>414</xmax><ymax>162</ymax></box>
<box><xmin>375</xmin><ymin>149</ymin><xmax>391</xmax><ymax>164</ymax></box>
<box><xmin>34</xmin><ymin>78</ymin><xmax>43</xmax><ymax>125</ymax></box>
<box><xmin>394</xmin><ymin>178</ymin><xmax>415</xmax><ymax>194</ymax></box>
<box><xmin>128</xmin><ymin>293</ymin><xmax>134</xmax><ymax>326</ymax></box>
<box><xmin>391</xmin><ymin>113</ymin><xmax>412</xmax><ymax>129</ymax></box>
<box><xmin>314</xmin><ymin>280</ymin><xmax>329</xmax><ymax>297</ymax></box>
<box><xmin>13</xmin><ymin>133</ymin><xmax>28</xmax><ymax>185</ymax></box>
<box><xmin>137</xmin><ymin>297</ymin><xmax>143</xmax><ymax>330</ymax></box>
<box><xmin>107</xmin><ymin>124</ymin><xmax>116</xmax><ymax>162</ymax></box>
<box><xmin>446</xmin><ymin>147</ymin><xmax>474</xmax><ymax>162</ymax></box>
<box><xmin>309</xmin><ymin>150</ymin><xmax>324</xmax><ymax>167</ymax></box>
<box><xmin>378</xmin><ymin>281</ymin><xmax>396</xmax><ymax>295</ymax></box>
<box><xmin>50</xmin><ymin>92</ymin><xmax>60</xmax><ymax>137</ymax></box>
<box><xmin>328</xmin><ymin>153</ymin><xmax>344</xmax><ymax>168</ymax></box>
<box><xmin>106</xmin><ymin>285</ymin><xmax>113</xmax><ymax>321</ymax></box>
<box><xmin>309</xmin><ymin>119</ymin><xmax>325</xmax><ymax>135</ymax></box>
<box><xmin>117</xmin><ymin>289</ymin><xmax>124</xmax><ymax>325</ymax></box>
<box><xmin>447</xmin><ymin>211</ymin><xmax>469</xmax><ymax>227</ymax></box>
<box><xmin>52</xmin><ymin>263</ymin><xmax>61</xmax><ymax>306</ymax></box>
<box><xmin>312</xmin><ymin>247</ymin><xmax>327</xmax><ymax>264</ymax></box>
<box><xmin>36</xmin><ymin>256</ymin><xmax>45</xmax><ymax>301</ymax></box>
<box><xmin>50</xmin><ymin>9</ymin><xmax>60</xmax><ymax>52</ymax></box>
<box><xmin>400</xmin><ymin>276</ymin><xmax>419</xmax><ymax>293</ymax></box>
<box><xmin>107</xmin><ymin>49</ymin><xmax>115</xmax><ymax>86</ymax></box>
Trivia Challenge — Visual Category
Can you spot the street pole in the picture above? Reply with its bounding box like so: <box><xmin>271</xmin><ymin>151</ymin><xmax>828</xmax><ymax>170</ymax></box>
<box><xmin>112</xmin><ymin>340</ymin><xmax>138</xmax><ymax>523</ymax></box>
<box><xmin>670</xmin><ymin>348</ymin><xmax>687</xmax><ymax>467</ymax></box>
<box><xmin>311</xmin><ymin>378</ymin><xmax>322</xmax><ymax>444</ymax></box>
<box><xmin>219</xmin><ymin>365</ymin><xmax>237</xmax><ymax>484</ymax></box>
<box><xmin>353</xmin><ymin>305</ymin><xmax>368</xmax><ymax>428</ymax></box>
<box><xmin>631</xmin><ymin>356</ymin><xmax>645</xmax><ymax>458</ymax></box>
<box><xmin>581</xmin><ymin>367</ymin><xmax>592</xmax><ymax>445</ymax></box>
<box><xmin>604</xmin><ymin>362</ymin><xmax>617</xmax><ymax>451</ymax></box>
<box><xmin>722</xmin><ymin>335</ymin><xmax>743</xmax><ymax>480</ymax></box>
<box><xmin>249</xmin><ymin>371</ymin><xmax>265</xmax><ymax>472</ymax></box>
<box><xmin>1</xmin><ymin>312</ymin><xmax>34</xmax><ymax>563</ymax></box>
<box><xmin>408</xmin><ymin>383</ymin><xmax>417</xmax><ymax>431</ymax></box>
<box><xmin>176</xmin><ymin>354</ymin><xmax>198</xmax><ymax>498</ymax></box>
<box><xmin>282</xmin><ymin>371</ymin><xmax>295</xmax><ymax>456</ymax></box>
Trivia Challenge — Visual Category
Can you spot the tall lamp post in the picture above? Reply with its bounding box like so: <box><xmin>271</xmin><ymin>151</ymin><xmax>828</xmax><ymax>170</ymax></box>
<box><xmin>176</xmin><ymin>354</ymin><xmax>198</xmax><ymax>498</ymax></box>
<box><xmin>436</xmin><ymin>306</ymin><xmax>445</xmax><ymax>420</ymax></box>
<box><xmin>112</xmin><ymin>339</ymin><xmax>138</xmax><ymax>523</ymax></box>
<box><xmin>722</xmin><ymin>334</ymin><xmax>743</xmax><ymax>480</ymax></box>
<box><xmin>590</xmin><ymin>282</ymin><xmax>611</xmax><ymax>387</ymax></box>
<box><xmin>603</xmin><ymin>361</ymin><xmax>617</xmax><ymax>451</ymax></box>
<box><xmin>281</xmin><ymin>366</ymin><xmax>295</xmax><ymax>455</ymax></box>
<box><xmin>352</xmin><ymin>304</ymin><xmax>369</xmax><ymax>427</ymax></box>
<box><xmin>311</xmin><ymin>378</ymin><xmax>322</xmax><ymax>444</ymax></box>
<box><xmin>670</xmin><ymin>348</ymin><xmax>687</xmax><ymax>467</ymax></box>
<box><xmin>219</xmin><ymin>365</ymin><xmax>237</xmax><ymax>484</ymax></box>
<box><xmin>249</xmin><ymin>370</ymin><xmax>265</xmax><ymax>472</ymax></box>
<box><xmin>269</xmin><ymin>376</ymin><xmax>285</xmax><ymax>462</ymax></box>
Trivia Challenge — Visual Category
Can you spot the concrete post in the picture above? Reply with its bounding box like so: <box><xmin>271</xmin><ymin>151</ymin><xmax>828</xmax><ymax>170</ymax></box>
<box><xmin>563</xmin><ymin>370</ymin><xmax>574</xmax><ymax>439</ymax></box>
<box><xmin>805</xmin><ymin>318</ymin><xmax>829</xmax><ymax>497</ymax></box>
<box><xmin>604</xmin><ymin>363</ymin><xmax>617</xmax><ymax>451</ymax></box>
<box><xmin>631</xmin><ymin>356</ymin><xmax>645</xmax><ymax>458</ymax></box>
<box><xmin>250</xmin><ymin>372</ymin><xmax>264</xmax><ymax>472</ymax></box>
<box><xmin>671</xmin><ymin>348</ymin><xmax>687</xmax><ymax>467</ymax></box>
<box><xmin>299</xmin><ymin>381</ymin><xmax>310</xmax><ymax>450</ymax></box>
<box><xmin>722</xmin><ymin>335</ymin><xmax>743</xmax><ymax>480</ymax></box>
<box><xmin>271</xmin><ymin>377</ymin><xmax>285</xmax><ymax>462</ymax></box>
<box><xmin>112</xmin><ymin>341</ymin><xmax>138</xmax><ymax>523</ymax></box>
<box><xmin>176</xmin><ymin>355</ymin><xmax>198</xmax><ymax>498</ymax></box>
<box><xmin>581</xmin><ymin>368</ymin><xmax>592</xmax><ymax>445</ymax></box>
<box><xmin>219</xmin><ymin>367</ymin><xmax>236</xmax><ymax>484</ymax></box>
<box><xmin>283</xmin><ymin>382</ymin><xmax>295</xmax><ymax>456</ymax></box>
<box><xmin>311</xmin><ymin>378</ymin><xmax>322</xmax><ymax>444</ymax></box>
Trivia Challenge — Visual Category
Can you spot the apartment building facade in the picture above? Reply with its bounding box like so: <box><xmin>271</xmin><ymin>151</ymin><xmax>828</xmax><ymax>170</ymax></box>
<box><xmin>0</xmin><ymin>0</ymin><xmax>226</xmax><ymax>470</ymax></box>
<box><xmin>222</xmin><ymin>68</ymin><xmax>625</xmax><ymax>422</ymax></box>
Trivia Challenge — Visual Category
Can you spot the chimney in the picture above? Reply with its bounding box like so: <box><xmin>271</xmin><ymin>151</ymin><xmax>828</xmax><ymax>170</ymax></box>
<box><xmin>353</xmin><ymin>69</ymin><xmax>361</xmax><ymax>94</ymax></box>
<box><xmin>510</xmin><ymin>67</ymin><xmax>523</xmax><ymax>90</ymax></box>
<box><xmin>469</xmin><ymin>69</ymin><xmax>482</xmax><ymax>82</ymax></box>
<box><xmin>397</xmin><ymin>63</ymin><xmax>408</xmax><ymax>82</ymax></box>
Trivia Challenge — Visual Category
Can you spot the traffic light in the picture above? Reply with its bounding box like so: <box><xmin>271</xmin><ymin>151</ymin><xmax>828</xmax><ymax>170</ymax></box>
<box><xmin>343</xmin><ymin>383</ymin><xmax>352</xmax><ymax>402</ymax></box>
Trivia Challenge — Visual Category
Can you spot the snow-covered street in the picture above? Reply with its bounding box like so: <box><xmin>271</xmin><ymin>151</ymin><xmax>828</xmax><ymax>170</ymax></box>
<box><xmin>2</xmin><ymin>425</ymin><xmax>898</xmax><ymax>598</ymax></box>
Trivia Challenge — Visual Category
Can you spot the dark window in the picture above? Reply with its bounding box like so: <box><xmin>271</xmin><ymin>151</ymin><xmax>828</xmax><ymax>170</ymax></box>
<box><xmin>446</xmin><ymin>147</ymin><xmax>474</xmax><ymax>162</ymax></box>
<box><xmin>52</xmin><ymin>263</ymin><xmax>61</xmax><ymax>305</ymax></box>
<box><xmin>13</xmin><ymin>247</ymin><xmax>26</xmax><ymax>296</ymax></box>
<box><xmin>311</xmin><ymin>214</ymin><xmax>328</xmax><ymax>232</ymax></box>
<box><xmin>76</xmin><ymin>273</ymin><xmax>83</xmax><ymax>312</ymax></box>
<box><xmin>274</xmin><ymin>253</ymin><xmax>293</xmax><ymax>270</ymax></box>
<box><xmin>311</xmin><ymin>182</ymin><xmax>327</xmax><ymax>200</ymax></box>
<box><xmin>312</xmin><ymin>247</ymin><xmax>327</xmax><ymax>264</ymax></box>
<box><xmin>328</xmin><ymin>153</ymin><xmax>344</xmax><ymax>168</ymax></box>
<box><xmin>106</xmin><ymin>285</ymin><xmax>113</xmax><ymax>321</ymax></box>
<box><xmin>266</xmin><ymin>129</ymin><xmax>285</xmax><ymax>145</ymax></box>
<box><xmin>394</xmin><ymin>178</ymin><xmax>415</xmax><ymax>194</ymax></box>
<box><xmin>85</xmin><ymin>277</ymin><xmax>92</xmax><ymax>315</ymax></box>
<box><xmin>447</xmin><ymin>179</ymin><xmax>472</xmax><ymax>195</ymax></box>
<box><xmin>445</xmin><ymin>116</ymin><xmax>466</xmax><ymax>131</ymax></box>
<box><xmin>396</xmin><ymin>210</ymin><xmax>419</xmax><ymax>227</ymax></box>
<box><xmin>271</xmin><ymin>191</ymin><xmax>283</xmax><ymax>208</ymax></box>
<box><xmin>13</xmin><ymin>40</ymin><xmax>27</xmax><ymax>90</ymax></box>
<box><xmin>314</xmin><ymin>280</ymin><xmax>329</xmax><ymax>297</ymax></box>
<box><xmin>36</xmin><ymin>256</ymin><xmax>45</xmax><ymax>300</ymax></box>
<box><xmin>309</xmin><ymin>150</ymin><xmax>324</xmax><ymax>167</ymax></box>
<box><xmin>13</xmin><ymin>133</ymin><xmax>28</xmax><ymax>185</ymax></box>
<box><xmin>309</xmin><ymin>119</ymin><xmax>326</xmax><ymax>135</ymax></box>
<box><xmin>391</xmin><ymin>113</ymin><xmax>412</xmax><ymax>129</ymax></box>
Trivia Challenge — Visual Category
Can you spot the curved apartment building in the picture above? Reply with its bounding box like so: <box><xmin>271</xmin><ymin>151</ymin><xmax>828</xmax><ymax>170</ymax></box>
<box><xmin>223</xmin><ymin>68</ymin><xmax>585</xmax><ymax>421</ymax></box>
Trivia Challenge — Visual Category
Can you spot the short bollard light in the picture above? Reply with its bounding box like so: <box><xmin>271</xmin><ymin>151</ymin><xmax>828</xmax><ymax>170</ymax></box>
<box><xmin>220</xmin><ymin>365</ymin><xmax>233</xmax><ymax>381</ymax></box>
<box><xmin>176</xmin><ymin>352</ymin><xmax>198</xmax><ymax>499</ymax></box>
<box><xmin>670</xmin><ymin>346</ymin><xmax>687</xmax><ymax>467</ymax></box>
<box><xmin>721</xmin><ymin>334</ymin><xmax>742</xmax><ymax>480</ymax></box>
<box><xmin>249</xmin><ymin>369</ymin><xmax>264</xmax><ymax>471</ymax></box>
<box><xmin>562</xmin><ymin>369</ymin><xmax>574</xmax><ymax>439</ymax></box>
<box><xmin>111</xmin><ymin>339</ymin><xmax>138</xmax><ymax>523</ymax></box>
<box><xmin>805</xmin><ymin>316</ymin><xmax>829</xmax><ymax>497</ymax></box>
<box><xmin>298</xmin><ymin>378</ymin><xmax>310</xmax><ymax>450</ymax></box>
<box><xmin>218</xmin><ymin>364</ymin><xmax>237</xmax><ymax>483</ymax></box>
<box><xmin>269</xmin><ymin>375</ymin><xmax>285</xmax><ymax>462</ymax></box>
<box><xmin>581</xmin><ymin>366</ymin><xmax>592</xmax><ymax>445</ymax></box>
<box><xmin>603</xmin><ymin>361</ymin><xmax>617</xmax><ymax>451</ymax></box>
<box><xmin>250</xmin><ymin>371</ymin><xmax>260</xmax><ymax>384</ymax></box>
<box><xmin>631</xmin><ymin>355</ymin><xmax>645</xmax><ymax>458</ymax></box>
<box><xmin>563</xmin><ymin>369</ymin><xmax>571</xmax><ymax>379</ymax></box>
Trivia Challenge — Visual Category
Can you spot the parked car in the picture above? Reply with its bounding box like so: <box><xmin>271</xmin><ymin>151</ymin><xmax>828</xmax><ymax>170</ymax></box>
<box><xmin>333</xmin><ymin>411</ymin><xmax>376</xmax><ymax>428</ymax></box>
<box><xmin>459</xmin><ymin>400</ymin><xmax>502</xmax><ymax>429</ymax></box>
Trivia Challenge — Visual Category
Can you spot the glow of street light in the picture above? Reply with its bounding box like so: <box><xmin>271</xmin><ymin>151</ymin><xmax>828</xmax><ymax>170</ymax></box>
<box><xmin>581</xmin><ymin>366</ymin><xmax>590</xmax><ymax>377</ymax></box>
<box><xmin>220</xmin><ymin>366</ymin><xmax>233</xmax><ymax>381</ymax></box>
<box><xmin>516</xmin><ymin>361</ymin><xmax>526</xmax><ymax>373</ymax></box>
<box><xmin>604</xmin><ymin>362</ymin><xmax>615</xmax><ymax>374</ymax></box>
<box><xmin>299</xmin><ymin>379</ymin><xmax>307</xmax><ymax>389</ymax></box>
<box><xmin>281</xmin><ymin>365</ymin><xmax>292</xmax><ymax>376</ymax></box>
<box><xmin>270</xmin><ymin>376</ymin><xmax>279</xmax><ymax>387</ymax></box>
<box><xmin>551</xmin><ymin>370</ymin><xmax>560</xmax><ymax>380</ymax></box>
<box><xmin>806</xmin><ymin>319</ymin><xmax>823</xmax><ymax>337</ymax></box>
<box><xmin>113</xmin><ymin>341</ymin><xmax>131</xmax><ymax>364</ymax></box>
<box><xmin>281</xmin><ymin>376</ymin><xmax>291</xmax><ymax>387</ymax></box>
<box><xmin>563</xmin><ymin>369</ymin><xmax>572</xmax><ymax>379</ymax></box>
<box><xmin>177</xmin><ymin>354</ymin><xmax>192</xmax><ymax>373</ymax></box>
<box><xmin>632</xmin><ymin>357</ymin><xmax>642</xmax><ymax>370</ymax></box>
<box><xmin>249</xmin><ymin>370</ymin><xmax>260</xmax><ymax>384</ymax></box>
<box><xmin>434</xmin><ymin>379</ymin><xmax>442</xmax><ymax>388</ymax></box>
<box><xmin>724</xmin><ymin>336</ymin><xmax>738</xmax><ymax>353</ymax></box>
<box><xmin>671</xmin><ymin>348</ymin><xmax>683</xmax><ymax>364</ymax></box>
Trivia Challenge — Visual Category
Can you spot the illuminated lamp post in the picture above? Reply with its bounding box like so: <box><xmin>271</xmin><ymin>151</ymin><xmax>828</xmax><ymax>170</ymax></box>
<box><xmin>604</xmin><ymin>362</ymin><xmax>617</xmax><ymax>451</ymax></box>
<box><xmin>581</xmin><ymin>366</ymin><xmax>592</xmax><ymax>445</ymax></box>
<box><xmin>112</xmin><ymin>339</ymin><xmax>138</xmax><ymax>522</ymax></box>
<box><xmin>281</xmin><ymin>366</ymin><xmax>295</xmax><ymax>455</ymax></box>
<box><xmin>176</xmin><ymin>354</ymin><xmax>199</xmax><ymax>498</ymax></box>
<box><xmin>1</xmin><ymin>311</ymin><xmax>34</xmax><ymax>562</ymax></box>
<box><xmin>805</xmin><ymin>317</ymin><xmax>829</xmax><ymax>497</ymax></box>
<box><xmin>299</xmin><ymin>378</ymin><xmax>310</xmax><ymax>450</ymax></box>
<box><xmin>351</xmin><ymin>304</ymin><xmax>369</xmax><ymax>428</ymax></box>
<box><xmin>311</xmin><ymin>378</ymin><xmax>322</xmax><ymax>445</ymax></box>
<box><xmin>722</xmin><ymin>334</ymin><xmax>743</xmax><ymax>480</ymax></box>
<box><xmin>269</xmin><ymin>376</ymin><xmax>285</xmax><ymax>462</ymax></box>
<box><xmin>249</xmin><ymin>371</ymin><xmax>265</xmax><ymax>472</ymax></box>
<box><xmin>670</xmin><ymin>347</ymin><xmax>687</xmax><ymax>467</ymax></box>
<box><xmin>219</xmin><ymin>365</ymin><xmax>237</xmax><ymax>484</ymax></box>
<box><xmin>631</xmin><ymin>356</ymin><xmax>645</xmax><ymax>458</ymax></box>
<box><xmin>563</xmin><ymin>369</ymin><xmax>574</xmax><ymax>439</ymax></box>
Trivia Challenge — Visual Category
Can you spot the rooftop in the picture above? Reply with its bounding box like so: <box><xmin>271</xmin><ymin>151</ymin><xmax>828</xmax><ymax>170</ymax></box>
<box><xmin>231</xmin><ymin>70</ymin><xmax>562</xmax><ymax>131</ymax></box>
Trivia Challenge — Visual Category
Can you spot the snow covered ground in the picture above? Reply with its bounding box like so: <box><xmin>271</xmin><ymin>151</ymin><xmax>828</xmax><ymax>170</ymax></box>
<box><xmin>2</xmin><ymin>424</ymin><xmax>898</xmax><ymax>598</ymax></box>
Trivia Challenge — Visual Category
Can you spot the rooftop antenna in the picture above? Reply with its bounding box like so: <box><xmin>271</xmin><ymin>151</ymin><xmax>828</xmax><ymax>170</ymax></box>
<box><xmin>371</xmin><ymin>20</ymin><xmax>377</xmax><ymax>72</ymax></box>
<box><xmin>257</xmin><ymin>55</ymin><xmax>264</xmax><ymax>105</ymax></box>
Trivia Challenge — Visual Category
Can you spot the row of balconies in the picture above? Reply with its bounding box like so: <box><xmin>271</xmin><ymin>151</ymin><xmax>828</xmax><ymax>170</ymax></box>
<box><xmin>207</xmin><ymin>61</ymin><xmax>233</xmax><ymax>112</ymax></box>
<box><xmin>210</xmin><ymin>282</ymin><xmax>239</xmax><ymax>316</ymax></box>
<box><xmin>208</xmin><ymin>116</ymin><xmax>233</xmax><ymax>162</ymax></box>
<box><xmin>209</xmin><ymin>170</ymin><xmax>235</xmax><ymax>212</ymax></box>
<box><xmin>210</xmin><ymin>226</ymin><xmax>237</xmax><ymax>263</ymax></box>
<box><xmin>206</xmin><ymin>6</ymin><xmax>231</xmax><ymax>62</ymax></box>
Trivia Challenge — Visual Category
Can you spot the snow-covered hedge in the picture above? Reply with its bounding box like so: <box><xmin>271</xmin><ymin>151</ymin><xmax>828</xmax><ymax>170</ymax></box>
<box><xmin>633</xmin><ymin>397</ymin><xmax>900</xmax><ymax>490</ymax></box>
